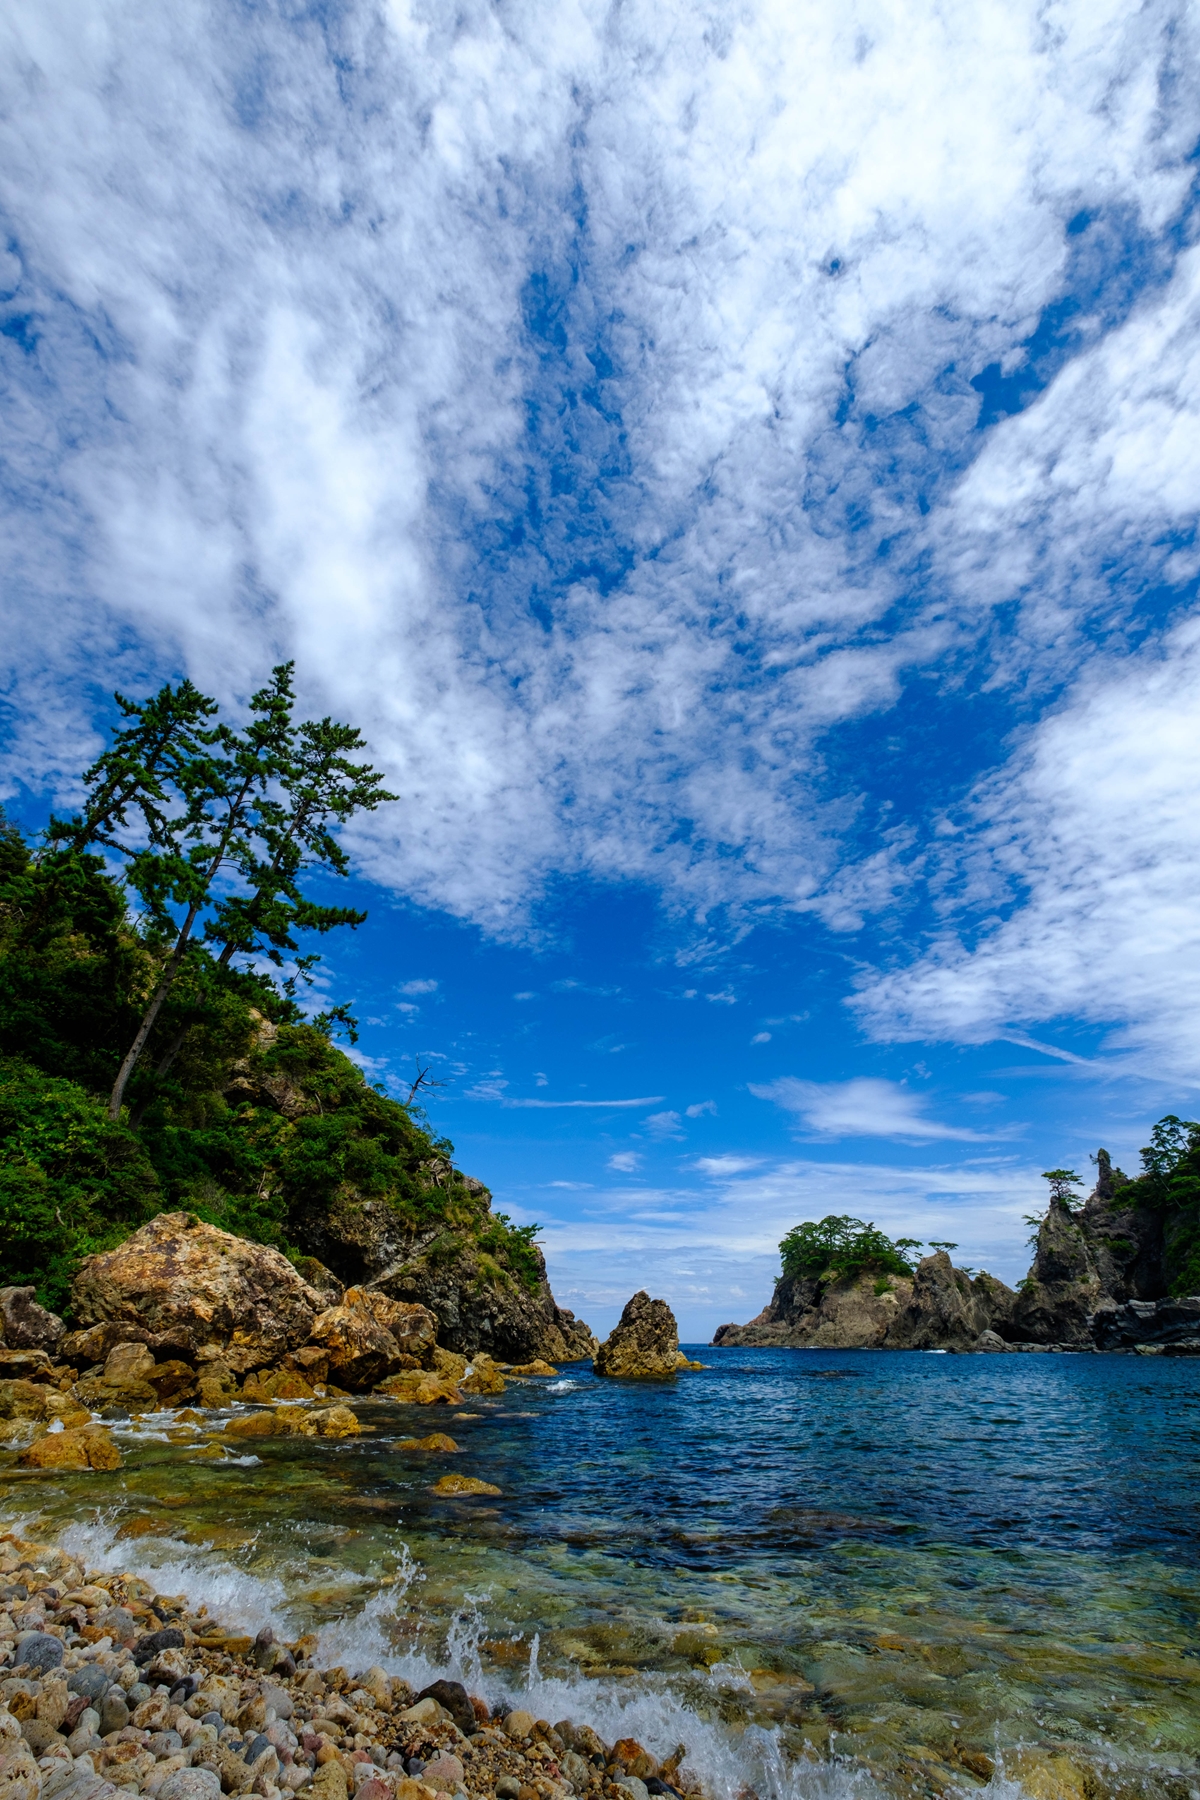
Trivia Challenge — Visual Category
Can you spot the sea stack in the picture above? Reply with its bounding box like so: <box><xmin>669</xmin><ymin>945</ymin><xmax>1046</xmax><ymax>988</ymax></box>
<box><xmin>593</xmin><ymin>1291</ymin><xmax>680</xmax><ymax>1378</ymax></box>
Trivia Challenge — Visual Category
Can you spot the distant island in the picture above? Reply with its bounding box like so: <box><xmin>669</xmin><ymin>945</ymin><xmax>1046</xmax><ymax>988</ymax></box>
<box><xmin>713</xmin><ymin>1133</ymin><xmax>1200</xmax><ymax>1354</ymax></box>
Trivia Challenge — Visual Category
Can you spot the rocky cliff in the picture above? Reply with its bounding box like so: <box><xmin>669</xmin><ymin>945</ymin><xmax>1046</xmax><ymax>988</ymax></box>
<box><xmin>293</xmin><ymin>1187</ymin><xmax>596</xmax><ymax>1364</ymax></box>
<box><xmin>714</xmin><ymin>1147</ymin><xmax>1200</xmax><ymax>1353</ymax></box>
<box><xmin>714</xmin><ymin>1252</ymin><xmax>1018</xmax><ymax>1351</ymax></box>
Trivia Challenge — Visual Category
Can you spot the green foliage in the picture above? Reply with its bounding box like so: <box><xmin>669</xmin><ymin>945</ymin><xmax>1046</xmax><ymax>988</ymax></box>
<box><xmin>779</xmin><ymin>1215</ymin><xmax>919</xmax><ymax>1284</ymax></box>
<box><xmin>873</xmin><ymin>1275</ymin><xmax>893</xmax><ymax>1296</ymax></box>
<box><xmin>0</xmin><ymin>1057</ymin><xmax>161</xmax><ymax>1310</ymax></box>
<box><xmin>0</xmin><ymin>674</ymin><xmax>536</xmax><ymax>1316</ymax></box>
<box><xmin>477</xmin><ymin>1212</ymin><xmax>544</xmax><ymax>1291</ymax></box>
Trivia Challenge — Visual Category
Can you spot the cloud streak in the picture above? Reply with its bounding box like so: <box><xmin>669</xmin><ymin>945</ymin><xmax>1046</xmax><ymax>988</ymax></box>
<box><xmin>750</xmin><ymin>1077</ymin><xmax>996</xmax><ymax>1141</ymax></box>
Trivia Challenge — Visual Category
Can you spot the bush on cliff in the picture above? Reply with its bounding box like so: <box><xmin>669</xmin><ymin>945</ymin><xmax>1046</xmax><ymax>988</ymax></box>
<box><xmin>779</xmin><ymin>1215</ymin><xmax>919</xmax><ymax>1284</ymax></box>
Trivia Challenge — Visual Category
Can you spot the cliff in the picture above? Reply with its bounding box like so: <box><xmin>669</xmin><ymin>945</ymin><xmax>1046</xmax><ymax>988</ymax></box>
<box><xmin>714</xmin><ymin>1146</ymin><xmax>1200</xmax><ymax>1354</ymax></box>
<box><xmin>714</xmin><ymin>1251</ymin><xmax>1018</xmax><ymax>1351</ymax></box>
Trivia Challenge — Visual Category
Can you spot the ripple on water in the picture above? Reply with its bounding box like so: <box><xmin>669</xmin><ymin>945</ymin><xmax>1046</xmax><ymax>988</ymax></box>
<box><xmin>2</xmin><ymin>1349</ymin><xmax>1199</xmax><ymax>1800</ymax></box>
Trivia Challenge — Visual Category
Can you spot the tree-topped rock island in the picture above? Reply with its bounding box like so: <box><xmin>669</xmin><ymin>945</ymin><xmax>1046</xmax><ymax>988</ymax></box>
<box><xmin>715</xmin><ymin>1130</ymin><xmax>1200</xmax><ymax>1353</ymax></box>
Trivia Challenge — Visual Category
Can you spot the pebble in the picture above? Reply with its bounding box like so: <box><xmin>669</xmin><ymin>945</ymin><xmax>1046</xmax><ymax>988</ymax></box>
<box><xmin>0</xmin><ymin>1531</ymin><xmax>702</xmax><ymax>1800</ymax></box>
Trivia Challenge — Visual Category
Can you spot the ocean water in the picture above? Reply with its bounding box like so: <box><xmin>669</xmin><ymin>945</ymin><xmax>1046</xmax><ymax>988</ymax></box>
<box><xmin>4</xmin><ymin>1348</ymin><xmax>1200</xmax><ymax>1800</ymax></box>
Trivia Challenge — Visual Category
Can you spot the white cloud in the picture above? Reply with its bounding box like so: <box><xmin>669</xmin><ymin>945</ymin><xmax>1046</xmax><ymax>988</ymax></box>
<box><xmin>854</xmin><ymin>616</ymin><xmax>1200</xmax><ymax>1081</ymax></box>
<box><xmin>645</xmin><ymin>1110</ymin><xmax>684</xmax><ymax>1137</ymax></box>
<box><xmin>750</xmin><ymin>1075</ymin><xmax>996</xmax><ymax>1141</ymax></box>
<box><xmin>1</xmin><ymin>0</ymin><xmax>1194</xmax><ymax>947</ymax></box>
<box><xmin>607</xmin><ymin>1151</ymin><xmax>643</xmax><ymax>1174</ymax></box>
<box><xmin>685</xmin><ymin>1100</ymin><xmax>717</xmax><ymax>1118</ymax></box>
<box><xmin>694</xmin><ymin>1155</ymin><xmax>762</xmax><ymax>1176</ymax></box>
<box><xmin>502</xmin><ymin>1095</ymin><xmax>665</xmax><ymax>1109</ymax></box>
<box><xmin>751</xmin><ymin>1032</ymin><xmax>772</xmax><ymax>1045</ymax></box>
<box><xmin>398</xmin><ymin>979</ymin><xmax>438</xmax><ymax>996</ymax></box>
<box><xmin>536</xmin><ymin>1154</ymin><xmax>1048</xmax><ymax>1335</ymax></box>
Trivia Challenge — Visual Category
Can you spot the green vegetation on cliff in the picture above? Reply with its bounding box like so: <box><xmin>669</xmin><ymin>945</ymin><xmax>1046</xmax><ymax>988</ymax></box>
<box><xmin>0</xmin><ymin>676</ymin><xmax>539</xmax><ymax>1311</ymax></box>
<box><xmin>779</xmin><ymin>1215</ymin><xmax>922</xmax><ymax>1284</ymax></box>
<box><xmin>1113</xmin><ymin>1115</ymin><xmax>1200</xmax><ymax>1296</ymax></box>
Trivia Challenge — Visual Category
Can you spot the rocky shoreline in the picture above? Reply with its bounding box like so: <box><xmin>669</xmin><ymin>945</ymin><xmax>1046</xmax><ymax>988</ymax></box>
<box><xmin>0</xmin><ymin>1531</ymin><xmax>698</xmax><ymax>1800</ymax></box>
<box><xmin>714</xmin><ymin>1149</ymin><xmax>1200</xmax><ymax>1355</ymax></box>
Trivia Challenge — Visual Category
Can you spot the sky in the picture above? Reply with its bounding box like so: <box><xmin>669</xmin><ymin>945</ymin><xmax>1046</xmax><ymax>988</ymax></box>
<box><xmin>2</xmin><ymin>0</ymin><xmax>1200</xmax><ymax>1340</ymax></box>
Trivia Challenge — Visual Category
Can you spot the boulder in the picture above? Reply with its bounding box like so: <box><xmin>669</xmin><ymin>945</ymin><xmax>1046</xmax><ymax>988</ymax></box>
<box><xmin>0</xmin><ymin>1381</ymin><xmax>89</xmax><ymax>1430</ymax></box>
<box><xmin>305</xmin><ymin>1304</ymin><xmax>403</xmax><ymax>1392</ymax></box>
<box><xmin>0</xmin><ymin>1290</ymin><xmax>63</xmax><ymax>1354</ymax></box>
<box><xmin>17</xmin><ymin>1427</ymin><xmax>122</xmax><ymax>1471</ymax></box>
<box><xmin>70</xmin><ymin>1213</ymin><xmax>327</xmax><ymax>1373</ymax></box>
<box><xmin>594</xmin><ymin>1292</ymin><xmax>679</xmax><ymax>1379</ymax></box>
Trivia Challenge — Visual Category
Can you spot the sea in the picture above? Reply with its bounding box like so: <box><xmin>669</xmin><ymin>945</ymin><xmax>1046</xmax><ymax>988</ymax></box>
<box><xmin>5</xmin><ymin>1347</ymin><xmax>1199</xmax><ymax>1800</ymax></box>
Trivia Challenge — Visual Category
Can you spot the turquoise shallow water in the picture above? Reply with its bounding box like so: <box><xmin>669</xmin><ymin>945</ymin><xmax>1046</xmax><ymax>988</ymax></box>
<box><xmin>4</xmin><ymin>1348</ymin><xmax>1200</xmax><ymax>1800</ymax></box>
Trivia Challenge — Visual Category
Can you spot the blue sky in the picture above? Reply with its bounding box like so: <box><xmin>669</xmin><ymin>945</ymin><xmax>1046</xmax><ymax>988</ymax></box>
<box><xmin>2</xmin><ymin>0</ymin><xmax>1200</xmax><ymax>1338</ymax></box>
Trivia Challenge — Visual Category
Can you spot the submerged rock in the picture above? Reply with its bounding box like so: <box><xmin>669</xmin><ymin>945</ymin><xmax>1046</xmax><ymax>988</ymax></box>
<box><xmin>594</xmin><ymin>1293</ymin><xmax>679</xmax><ymax>1379</ymax></box>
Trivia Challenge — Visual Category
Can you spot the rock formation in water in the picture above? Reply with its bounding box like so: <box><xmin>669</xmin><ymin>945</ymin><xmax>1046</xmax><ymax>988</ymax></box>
<box><xmin>1006</xmin><ymin>1149</ymin><xmax>1159</xmax><ymax>1345</ymax></box>
<box><xmin>715</xmin><ymin>1147</ymin><xmax>1200</xmax><ymax>1353</ymax></box>
<box><xmin>713</xmin><ymin>1252</ymin><xmax>1018</xmax><ymax>1351</ymax></box>
<box><xmin>594</xmin><ymin>1291</ymin><xmax>680</xmax><ymax>1378</ymax></box>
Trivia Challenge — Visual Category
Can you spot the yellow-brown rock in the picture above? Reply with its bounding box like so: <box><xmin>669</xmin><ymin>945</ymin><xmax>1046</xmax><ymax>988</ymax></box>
<box><xmin>374</xmin><ymin>1370</ymin><xmax>462</xmax><ymax>1406</ymax></box>
<box><xmin>430</xmin><ymin>1473</ymin><xmax>501</xmax><ymax>1496</ymax></box>
<box><xmin>241</xmin><ymin>1367</ymin><xmax>316</xmax><ymax>1403</ymax></box>
<box><xmin>460</xmin><ymin>1364</ymin><xmax>506</xmax><ymax>1395</ymax></box>
<box><xmin>304</xmin><ymin>1405</ymin><xmax>361</xmax><ymax>1437</ymax></box>
<box><xmin>0</xmin><ymin>1380</ymin><xmax>88</xmax><ymax>1429</ymax></box>
<box><xmin>509</xmin><ymin>1359</ymin><xmax>558</xmax><ymax>1376</ymax></box>
<box><xmin>306</xmin><ymin>1302</ymin><xmax>404</xmax><ymax>1391</ymax></box>
<box><xmin>430</xmin><ymin>1346</ymin><xmax>468</xmax><ymax>1381</ymax></box>
<box><xmin>594</xmin><ymin>1291</ymin><xmax>680</xmax><ymax>1380</ymax></box>
<box><xmin>71</xmin><ymin>1211</ymin><xmax>328</xmax><ymax>1373</ymax></box>
<box><xmin>18</xmin><ymin>1425</ymin><xmax>122</xmax><ymax>1470</ymax></box>
<box><xmin>397</xmin><ymin>1433</ymin><xmax>459</xmax><ymax>1452</ymax></box>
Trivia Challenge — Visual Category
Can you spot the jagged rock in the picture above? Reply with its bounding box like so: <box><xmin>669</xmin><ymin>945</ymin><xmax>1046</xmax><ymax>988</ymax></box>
<box><xmin>713</xmin><ymin>1257</ymin><xmax>1018</xmax><ymax>1350</ymax></box>
<box><xmin>305</xmin><ymin>1295</ymin><xmax>405</xmax><ymax>1390</ymax></box>
<box><xmin>70</xmin><ymin>1212</ymin><xmax>327</xmax><ymax>1373</ymax></box>
<box><xmin>594</xmin><ymin>1292</ymin><xmax>679</xmax><ymax>1379</ymax></box>
<box><xmin>1092</xmin><ymin>1295</ymin><xmax>1200</xmax><ymax>1350</ymax></box>
<box><xmin>1010</xmin><ymin>1150</ymin><xmax>1169</xmax><ymax>1345</ymax></box>
<box><xmin>0</xmin><ymin>1289</ymin><xmax>63</xmax><ymax>1354</ymax></box>
<box><xmin>292</xmin><ymin>1191</ymin><xmax>597</xmax><ymax>1365</ymax></box>
<box><xmin>291</xmin><ymin>1258</ymin><xmax>344</xmax><ymax>1303</ymax></box>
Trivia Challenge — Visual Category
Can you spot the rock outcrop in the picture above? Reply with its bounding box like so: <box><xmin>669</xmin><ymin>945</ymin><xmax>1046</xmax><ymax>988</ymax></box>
<box><xmin>1008</xmin><ymin>1150</ymin><xmax>1166</xmax><ymax>1345</ymax></box>
<box><xmin>0</xmin><ymin>1287</ymin><xmax>63</xmax><ymax>1353</ymax></box>
<box><xmin>63</xmin><ymin>1213</ymin><xmax>443</xmax><ymax>1399</ymax></box>
<box><xmin>714</xmin><ymin>1254</ymin><xmax>1017</xmax><ymax>1351</ymax></box>
<box><xmin>297</xmin><ymin>1191</ymin><xmax>596</xmax><ymax>1365</ymax></box>
<box><xmin>1091</xmin><ymin>1295</ymin><xmax>1200</xmax><ymax>1352</ymax></box>
<box><xmin>594</xmin><ymin>1292</ymin><xmax>680</xmax><ymax>1378</ymax></box>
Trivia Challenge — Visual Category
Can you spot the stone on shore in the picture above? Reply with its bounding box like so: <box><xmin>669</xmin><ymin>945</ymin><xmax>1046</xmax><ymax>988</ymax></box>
<box><xmin>397</xmin><ymin>1433</ymin><xmax>459</xmax><ymax>1452</ymax></box>
<box><xmin>594</xmin><ymin>1292</ymin><xmax>679</xmax><ymax>1379</ymax></box>
<box><xmin>0</xmin><ymin>1288</ymin><xmax>64</xmax><ymax>1354</ymax></box>
<box><xmin>69</xmin><ymin>1212</ymin><xmax>328</xmax><ymax>1373</ymax></box>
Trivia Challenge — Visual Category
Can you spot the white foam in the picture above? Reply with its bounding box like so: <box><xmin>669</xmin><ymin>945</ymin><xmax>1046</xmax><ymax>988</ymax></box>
<box><xmin>547</xmin><ymin>1381</ymin><xmax>578</xmax><ymax>1394</ymax></box>
<box><xmin>44</xmin><ymin>1521</ymin><xmax>878</xmax><ymax>1800</ymax></box>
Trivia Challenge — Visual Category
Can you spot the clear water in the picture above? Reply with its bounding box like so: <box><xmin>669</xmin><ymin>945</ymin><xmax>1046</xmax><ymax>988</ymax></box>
<box><xmin>4</xmin><ymin>1348</ymin><xmax>1200</xmax><ymax>1800</ymax></box>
